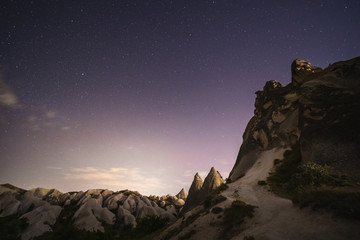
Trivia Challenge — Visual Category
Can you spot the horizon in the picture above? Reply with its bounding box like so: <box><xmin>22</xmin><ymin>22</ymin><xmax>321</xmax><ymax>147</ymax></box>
<box><xmin>1</xmin><ymin>1</ymin><xmax>360</xmax><ymax>196</ymax></box>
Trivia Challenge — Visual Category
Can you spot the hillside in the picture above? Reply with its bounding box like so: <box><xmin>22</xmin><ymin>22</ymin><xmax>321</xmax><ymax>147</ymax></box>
<box><xmin>1</xmin><ymin>56</ymin><xmax>360</xmax><ymax>240</ymax></box>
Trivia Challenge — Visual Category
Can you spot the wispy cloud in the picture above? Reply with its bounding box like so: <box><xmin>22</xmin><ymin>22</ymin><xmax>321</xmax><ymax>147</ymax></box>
<box><xmin>0</xmin><ymin>74</ymin><xmax>72</xmax><ymax>132</ymax></box>
<box><xmin>64</xmin><ymin>167</ymin><xmax>168</xmax><ymax>195</ymax></box>
<box><xmin>45</xmin><ymin>111</ymin><xmax>56</xmax><ymax>118</ymax></box>
<box><xmin>47</xmin><ymin>166</ymin><xmax>63</xmax><ymax>170</ymax></box>
<box><xmin>0</xmin><ymin>74</ymin><xmax>19</xmax><ymax>108</ymax></box>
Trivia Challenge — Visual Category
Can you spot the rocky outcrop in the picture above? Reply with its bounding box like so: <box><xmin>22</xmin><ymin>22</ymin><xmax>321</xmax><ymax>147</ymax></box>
<box><xmin>182</xmin><ymin>167</ymin><xmax>225</xmax><ymax>213</ymax></box>
<box><xmin>229</xmin><ymin>56</ymin><xmax>360</xmax><ymax>181</ymax></box>
<box><xmin>175</xmin><ymin>188</ymin><xmax>187</xmax><ymax>200</ymax></box>
<box><xmin>0</xmin><ymin>184</ymin><xmax>182</xmax><ymax>239</ymax></box>
<box><xmin>202</xmin><ymin>167</ymin><xmax>225</xmax><ymax>195</ymax></box>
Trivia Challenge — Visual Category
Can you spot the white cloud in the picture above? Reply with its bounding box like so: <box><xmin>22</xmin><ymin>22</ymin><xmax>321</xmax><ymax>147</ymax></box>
<box><xmin>64</xmin><ymin>167</ymin><xmax>168</xmax><ymax>195</ymax></box>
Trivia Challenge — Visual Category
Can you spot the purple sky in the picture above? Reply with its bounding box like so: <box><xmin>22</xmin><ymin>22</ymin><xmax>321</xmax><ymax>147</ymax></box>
<box><xmin>1</xmin><ymin>0</ymin><xmax>359</xmax><ymax>196</ymax></box>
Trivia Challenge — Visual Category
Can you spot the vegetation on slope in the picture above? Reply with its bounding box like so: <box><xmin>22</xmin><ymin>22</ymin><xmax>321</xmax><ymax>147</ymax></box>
<box><xmin>35</xmin><ymin>198</ymin><xmax>169</xmax><ymax>240</ymax></box>
<box><xmin>0</xmin><ymin>214</ymin><xmax>28</xmax><ymax>240</ymax></box>
<box><xmin>267</xmin><ymin>146</ymin><xmax>360</xmax><ymax>220</ymax></box>
<box><xmin>223</xmin><ymin>200</ymin><xmax>256</xmax><ymax>227</ymax></box>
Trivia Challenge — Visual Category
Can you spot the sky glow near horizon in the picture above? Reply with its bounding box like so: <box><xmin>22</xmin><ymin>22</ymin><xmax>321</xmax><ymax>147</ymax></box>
<box><xmin>0</xmin><ymin>1</ymin><xmax>359</xmax><ymax>196</ymax></box>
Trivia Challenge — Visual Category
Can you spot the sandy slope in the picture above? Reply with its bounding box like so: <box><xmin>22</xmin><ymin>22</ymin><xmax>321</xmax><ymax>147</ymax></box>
<box><xmin>158</xmin><ymin>148</ymin><xmax>360</xmax><ymax>240</ymax></box>
<box><xmin>223</xmin><ymin>148</ymin><xmax>360</xmax><ymax>240</ymax></box>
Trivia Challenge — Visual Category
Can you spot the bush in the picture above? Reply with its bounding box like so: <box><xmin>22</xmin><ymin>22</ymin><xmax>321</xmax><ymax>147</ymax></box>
<box><xmin>244</xmin><ymin>236</ymin><xmax>255</xmax><ymax>240</ymax></box>
<box><xmin>223</xmin><ymin>200</ymin><xmax>256</xmax><ymax>226</ymax></box>
<box><xmin>203</xmin><ymin>194</ymin><xmax>227</xmax><ymax>208</ymax></box>
<box><xmin>292</xmin><ymin>187</ymin><xmax>360</xmax><ymax>220</ymax></box>
<box><xmin>257</xmin><ymin>180</ymin><xmax>267</xmax><ymax>186</ymax></box>
<box><xmin>273</xmin><ymin>159</ymin><xmax>281</xmax><ymax>166</ymax></box>
<box><xmin>211</xmin><ymin>207</ymin><xmax>223</xmax><ymax>214</ymax></box>
<box><xmin>134</xmin><ymin>215</ymin><xmax>169</xmax><ymax>237</ymax></box>
<box><xmin>216</xmin><ymin>183</ymin><xmax>229</xmax><ymax>193</ymax></box>
<box><xmin>179</xmin><ymin>229</ymin><xmax>196</xmax><ymax>240</ymax></box>
<box><xmin>0</xmin><ymin>214</ymin><xmax>28</xmax><ymax>240</ymax></box>
<box><xmin>267</xmin><ymin>147</ymin><xmax>360</xmax><ymax>220</ymax></box>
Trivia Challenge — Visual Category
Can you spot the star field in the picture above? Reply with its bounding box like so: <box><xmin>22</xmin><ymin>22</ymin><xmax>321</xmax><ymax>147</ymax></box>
<box><xmin>0</xmin><ymin>0</ymin><xmax>359</xmax><ymax>195</ymax></box>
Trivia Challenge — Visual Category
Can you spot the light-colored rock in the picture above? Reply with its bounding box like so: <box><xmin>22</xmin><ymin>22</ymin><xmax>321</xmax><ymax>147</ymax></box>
<box><xmin>122</xmin><ymin>195</ymin><xmax>137</xmax><ymax>214</ymax></box>
<box><xmin>0</xmin><ymin>191</ymin><xmax>21</xmax><ymax>217</ymax></box>
<box><xmin>117</xmin><ymin>206</ymin><xmax>137</xmax><ymax>227</ymax></box>
<box><xmin>159</xmin><ymin>200</ymin><xmax>166</xmax><ymax>208</ymax></box>
<box><xmin>202</xmin><ymin>167</ymin><xmax>225</xmax><ymax>193</ymax></box>
<box><xmin>173</xmin><ymin>198</ymin><xmax>185</xmax><ymax>207</ymax></box>
<box><xmin>175</xmin><ymin>188</ymin><xmax>187</xmax><ymax>200</ymax></box>
<box><xmin>28</xmin><ymin>188</ymin><xmax>52</xmax><ymax>198</ymax></box>
<box><xmin>101</xmin><ymin>189</ymin><xmax>113</xmax><ymax>199</ymax></box>
<box><xmin>73</xmin><ymin>198</ymin><xmax>115</xmax><ymax>232</ymax></box>
<box><xmin>21</xmin><ymin>203</ymin><xmax>62</xmax><ymax>240</ymax></box>
<box><xmin>137</xmin><ymin>206</ymin><xmax>158</xmax><ymax>218</ymax></box>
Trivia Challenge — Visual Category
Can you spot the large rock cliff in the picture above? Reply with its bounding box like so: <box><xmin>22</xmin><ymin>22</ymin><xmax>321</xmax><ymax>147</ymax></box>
<box><xmin>229</xmin><ymin>57</ymin><xmax>360</xmax><ymax>181</ymax></box>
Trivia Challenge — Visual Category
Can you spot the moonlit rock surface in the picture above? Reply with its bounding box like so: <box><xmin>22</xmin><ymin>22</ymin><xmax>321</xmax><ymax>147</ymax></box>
<box><xmin>73</xmin><ymin>198</ymin><xmax>115</xmax><ymax>232</ymax></box>
<box><xmin>21</xmin><ymin>204</ymin><xmax>62</xmax><ymax>240</ymax></box>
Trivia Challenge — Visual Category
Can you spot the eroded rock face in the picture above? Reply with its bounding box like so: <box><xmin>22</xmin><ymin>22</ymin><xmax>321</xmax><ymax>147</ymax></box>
<box><xmin>175</xmin><ymin>188</ymin><xmax>187</xmax><ymax>200</ymax></box>
<box><xmin>0</xmin><ymin>184</ymin><xmax>182</xmax><ymax>239</ymax></box>
<box><xmin>202</xmin><ymin>167</ymin><xmax>225</xmax><ymax>195</ymax></box>
<box><xmin>230</xmin><ymin>57</ymin><xmax>360</xmax><ymax>181</ymax></box>
<box><xmin>182</xmin><ymin>167</ymin><xmax>224</xmax><ymax>213</ymax></box>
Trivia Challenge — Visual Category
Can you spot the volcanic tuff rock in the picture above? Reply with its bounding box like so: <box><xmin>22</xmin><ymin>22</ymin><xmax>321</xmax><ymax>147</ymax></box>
<box><xmin>175</xmin><ymin>188</ymin><xmax>187</xmax><ymax>200</ymax></box>
<box><xmin>182</xmin><ymin>167</ymin><xmax>225</xmax><ymax>213</ymax></box>
<box><xmin>230</xmin><ymin>56</ymin><xmax>360</xmax><ymax>181</ymax></box>
<box><xmin>0</xmin><ymin>184</ymin><xmax>181</xmax><ymax>239</ymax></box>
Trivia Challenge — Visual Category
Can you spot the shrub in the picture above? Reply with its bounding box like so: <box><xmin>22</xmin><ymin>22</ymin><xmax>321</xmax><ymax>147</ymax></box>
<box><xmin>134</xmin><ymin>215</ymin><xmax>169</xmax><ymax>236</ymax></box>
<box><xmin>184</xmin><ymin>211</ymin><xmax>202</xmax><ymax>226</ymax></box>
<box><xmin>267</xmin><ymin>147</ymin><xmax>360</xmax><ymax>220</ymax></box>
<box><xmin>216</xmin><ymin>183</ymin><xmax>229</xmax><ymax>193</ymax></box>
<box><xmin>257</xmin><ymin>180</ymin><xmax>267</xmax><ymax>186</ymax></box>
<box><xmin>292</xmin><ymin>186</ymin><xmax>360</xmax><ymax>220</ymax></box>
<box><xmin>179</xmin><ymin>229</ymin><xmax>196</xmax><ymax>240</ymax></box>
<box><xmin>0</xmin><ymin>214</ymin><xmax>28</xmax><ymax>240</ymax></box>
<box><xmin>244</xmin><ymin>236</ymin><xmax>255</xmax><ymax>240</ymax></box>
<box><xmin>273</xmin><ymin>159</ymin><xmax>281</xmax><ymax>166</ymax></box>
<box><xmin>223</xmin><ymin>200</ymin><xmax>256</xmax><ymax>226</ymax></box>
<box><xmin>211</xmin><ymin>207</ymin><xmax>223</xmax><ymax>214</ymax></box>
<box><xmin>203</xmin><ymin>194</ymin><xmax>227</xmax><ymax>208</ymax></box>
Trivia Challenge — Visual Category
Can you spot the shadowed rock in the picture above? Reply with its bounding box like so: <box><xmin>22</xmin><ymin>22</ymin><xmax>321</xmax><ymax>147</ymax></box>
<box><xmin>182</xmin><ymin>167</ymin><xmax>225</xmax><ymax>213</ymax></box>
<box><xmin>230</xmin><ymin>56</ymin><xmax>360</xmax><ymax>181</ymax></box>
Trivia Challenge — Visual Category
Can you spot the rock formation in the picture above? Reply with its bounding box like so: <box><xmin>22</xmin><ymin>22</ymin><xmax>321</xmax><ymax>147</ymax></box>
<box><xmin>175</xmin><ymin>188</ymin><xmax>187</xmax><ymax>200</ymax></box>
<box><xmin>1</xmin><ymin>57</ymin><xmax>360</xmax><ymax>240</ymax></box>
<box><xmin>182</xmin><ymin>167</ymin><xmax>225</xmax><ymax>213</ymax></box>
<box><xmin>155</xmin><ymin>57</ymin><xmax>360</xmax><ymax>240</ymax></box>
<box><xmin>0</xmin><ymin>184</ymin><xmax>181</xmax><ymax>239</ymax></box>
<box><xmin>230</xmin><ymin>56</ymin><xmax>360</xmax><ymax>181</ymax></box>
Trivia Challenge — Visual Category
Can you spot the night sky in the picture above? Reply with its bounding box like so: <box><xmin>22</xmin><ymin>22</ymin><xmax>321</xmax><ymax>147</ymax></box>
<box><xmin>1</xmin><ymin>0</ymin><xmax>359</xmax><ymax>196</ymax></box>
